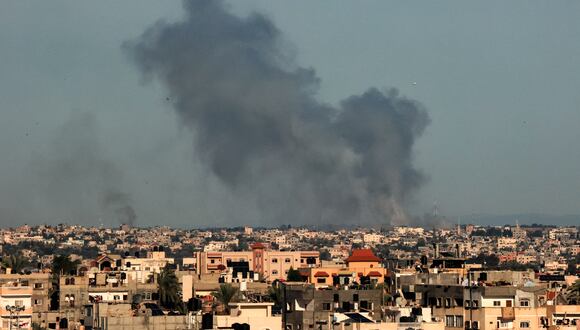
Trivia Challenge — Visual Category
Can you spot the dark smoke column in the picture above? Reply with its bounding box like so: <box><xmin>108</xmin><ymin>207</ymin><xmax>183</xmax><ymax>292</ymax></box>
<box><xmin>124</xmin><ymin>0</ymin><xmax>430</xmax><ymax>226</ymax></box>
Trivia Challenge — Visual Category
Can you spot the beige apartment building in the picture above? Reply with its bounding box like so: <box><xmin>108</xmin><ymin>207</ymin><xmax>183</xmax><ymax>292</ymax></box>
<box><xmin>193</xmin><ymin>243</ymin><xmax>320</xmax><ymax>281</ymax></box>
<box><xmin>0</xmin><ymin>273</ymin><xmax>51</xmax><ymax>327</ymax></box>
<box><xmin>0</xmin><ymin>282</ymin><xmax>33</xmax><ymax>330</ymax></box>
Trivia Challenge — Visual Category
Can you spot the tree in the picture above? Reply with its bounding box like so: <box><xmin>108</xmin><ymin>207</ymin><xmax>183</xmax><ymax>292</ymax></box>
<box><xmin>1</xmin><ymin>254</ymin><xmax>28</xmax><ymax>273</ymax></box>
<box><xmin>268</xmin><ymin>283</ymin><xmax>283</xmax><ymax>309</ymax></box>
<box><xmin>564</xmin><ymin>280</ymin><xmax>580</xmax><ymax>305</ymax></box>
<box><xmin>212</xmin><ymin>284</ymin><xmax>238</xmax><ymax>312</ymax></box>
<box><xmin>52</xmin><ymin>255</ymin><xmax>80</xmax><ymax>277</ymax></box>
<box><xmin>286</xmin><ymin>267</ymin><xmax>302</xmax><ymax>282</ymax></box>
<box><xmin>320</xmin><ymin>250</ymin><xmax>332</xmax><ymax>261</ymax></box>
<box><xmin>158</xmin><ymin>265</ymin><xmax>180</xmax><ymax>310</ymax></box>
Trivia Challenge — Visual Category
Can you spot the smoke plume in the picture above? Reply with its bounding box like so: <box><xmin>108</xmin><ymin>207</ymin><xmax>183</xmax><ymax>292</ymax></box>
<box><xmin>32</xmin><ymin>112</ymin><xmax>137</xmax><ymax>226</ymax></box>
<box><xmin>124</xmin><ymin>0</ymin><xmax>429</xmax><ymax>225</ymax></box>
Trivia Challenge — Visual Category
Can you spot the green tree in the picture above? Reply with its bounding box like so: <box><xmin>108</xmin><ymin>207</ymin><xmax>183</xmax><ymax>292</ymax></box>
<box><xmin>212</xmin><ymin>283</ymin><xmax>238</xmax><ymax>312</ymax></box>
<box><xmin>1</xmin><ymin>254</ymin><xmax>29</xmax><ymax>273</ymax></box>
<box><xmin>286</xmin><ymin>267</ymin><xmax>303</xmax><ymax>282</ymax></box>
<box><xmin>268</xmin><ymin>284</ymin><xmax>283</xmax><ymax>309</ymax></box>
<box><xmin>51</xmin><ymin>255</ymin><xmax>80</xmax><ymax>276</ymax></box>
<box><xmin>320</xmin><ymin>250</ymin><xmax>332</xmax><ymax>261</ymax></box>
<box><xmin>158</xmin><ymin>265</ymin><xmax>180</xmax><ymax>310</ymax></box>
<box><xmin>564</xmin><ymin>280</ymin><xmax>580</xmax><ymax>305</ymax></box>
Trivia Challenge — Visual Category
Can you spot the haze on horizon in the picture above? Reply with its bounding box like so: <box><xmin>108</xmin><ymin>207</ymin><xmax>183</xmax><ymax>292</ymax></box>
<box><xmin>1</xmin><ymin>1</ymin><xmax>579</xmax><ymax>228</ymax></box>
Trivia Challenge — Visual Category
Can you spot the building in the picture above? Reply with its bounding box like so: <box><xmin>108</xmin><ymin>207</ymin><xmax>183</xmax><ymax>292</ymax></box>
<box><xmin>307</xmin><ymin>249</ymin><xmax>388</xmax><ymax>288</ymax></box>
<box><xmin>282</xmin><ymin>282</ymin><xmax>384</xmax><ymax>330</ymax></box>
<box><xmin>0</xmin><ymin>273</ymin><xmax>51</xmax><ymax>327</ymax></box>
<box><xmin>193</xmin><ymin>243</ymin><xmax>320</xmax><ymax>281</ymax></box>
<box><xmin>0</xmin><ymin>282</ymin><xmax>33</xmax><ymax>330</ymax></box>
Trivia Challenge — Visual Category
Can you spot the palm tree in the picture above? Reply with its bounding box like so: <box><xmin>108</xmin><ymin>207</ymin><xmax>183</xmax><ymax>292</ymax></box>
<box><xmin>564</xmin><ymin>279</ymin><xmax>580</xmax><ymax>304</ymax></box>
<box><xmin>268</xmin><ymin>283</ymin><xmax>283</xmax><ymax>310</ymax></box>
<box><xmin>158</xmin><ymin>265</ymin><xmax>180</xmax><ymax>309</ymax></box>
<box><xmin>52</xmin><ymin>255</ymin><xmax>80</xmax><ymax>277</ymax></box>
<box><xmin>212</xmin><ymin>283</ymin><xmax>238</xmax><ymax>312</ymax></box>
<box><xmin>1</xmin><ymin>254</ymin><xmax>28</xmax><ymax>274</ymax></box>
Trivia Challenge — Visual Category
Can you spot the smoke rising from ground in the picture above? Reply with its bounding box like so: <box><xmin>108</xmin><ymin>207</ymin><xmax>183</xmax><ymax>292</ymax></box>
<box><xmin>124</xmin><ymin>0</ymin><xmax>430</xmax><ymax>225</ymax></box>
<box><xmin>31</xmin><ymin>113</ymin><xmax>137</xmax><ymax>226</ymax></box>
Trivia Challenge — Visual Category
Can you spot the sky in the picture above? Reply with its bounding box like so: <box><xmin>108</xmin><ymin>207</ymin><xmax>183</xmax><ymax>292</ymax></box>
<box><xmin>1</xmin><ymin>1</ymin><xmax>579</xmax><ymax>228</ymax></box>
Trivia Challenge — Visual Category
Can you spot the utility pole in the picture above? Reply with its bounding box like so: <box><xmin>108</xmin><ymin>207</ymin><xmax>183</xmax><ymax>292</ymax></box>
<box><xmin>6</xmin><ymin>305</ymin><xmax>25</xmax><ymax>330</ymax></box>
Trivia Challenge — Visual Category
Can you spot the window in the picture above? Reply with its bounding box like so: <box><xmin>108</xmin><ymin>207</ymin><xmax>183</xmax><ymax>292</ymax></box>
<box><xmin>445</xmin><ymin>298</ymin><xmax>452</xmax><ymax>307</ymax></box>
<box><xmin>493</xmin><ymin>300</ymin><xmax>501</xmax><ymax>306</ymax></box>
<box><xmin>472</xmin><ymin>300</ymin><xmax>478</xmax><ymax>308</ymax></box>
<box><xmin>34</xmin><ymin>283</ymin><xmax>43</xmax><ymax>289</ymax></box>
<box><xmin>210</xmin><ymin>260</ymin><xmax>215</xmax><ymax>264</ymax></box>
<box><xmin>446</xmin><ymin>315</ymin><xmax>463</xmax><ymax>327</ymax></box>
<box><xmin>317</xmin><ymin>278</ymin><xmax>326</xmax><ymax>284</ymax></box>
<box><xmin>34</xmin><ymin>299</ymin><xmax>43</xmax><ymax>305</ymax></box>
<box><xmin>322</xmin><ymin>303</ymin><xmax>331</xmax><ymax>311</ymax></box>
<box><xmin>272</xmin><ymin>258</ymin><xmax>278</xmax><ymax>263</ymax></box>
<box><xmin>285</xmin><ymin>258</ymin><xmax>291</xmax><ymax>263</ymax></box>
<box><xmin>472</xmin><ymin>321</ymin><xmax>479</xmax><ymax>329</ymax></box>
<box><xmin>520</xmin><ymin>299</ymin><xmax>529</xmax><ymax>307</ymax></box>
<box><xmin>455</xmin><ymin>316</ymin><xmax>463</xmax><ymax>327</ymax></box>
<box><xmin>360</xmin><ymin>301</ymin><xmax>368</xmax><ymax>309</ymax></box>
<box><xmin>497</xmin><ymin>320</ymin><xmax>511</xmax><ymax>328</ymax></box>
<box><xmin>272</xmin><ymin>270</ymin><xmax>278</xmax><ymax>275</ymax></box>
<box><xmin>15</xmin><ymin>300</ymin><xmax>24</xmax><ymax>307</ymax></box>
<box><xmin>520</xmin><ymin>321</ymin><xmax>530</xmax><ymax>328</ymax></box>
<box><xmin>445</xmin><ymin>316</ymin><xmax>454</xmax><ymax>327</ymax></box>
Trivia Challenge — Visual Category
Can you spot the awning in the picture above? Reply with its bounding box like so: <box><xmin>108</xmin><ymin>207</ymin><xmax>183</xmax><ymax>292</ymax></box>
<box><xmin>367</xmin><ymin>271</ymin><xmax>382</xmax><ymax>277</ymax></box>
<box><xmin>314</xmin><ymin>271</ymin><xmax>329</xmax><ymax>277</ymax></box>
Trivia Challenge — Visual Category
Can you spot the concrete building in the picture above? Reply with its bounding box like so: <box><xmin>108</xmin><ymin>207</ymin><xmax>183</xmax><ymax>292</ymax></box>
<box><xmin>193</xmin><ymin>243</ymin><xmax>320</xmax><ymax>281</ymax></box>
<box><xmin>0</xmin><ymin>282</ymin><xmax>33</xmax><ymax>330</ymax></box>
<box><xmin>307</xmin><ymin>249</ymin><xmax>388</xmax><ymax>288</ymax></box>
<box><xmin>0</xmin><ymin>273</ymin><xmax>51</xmax><ymax>327</ymax></box>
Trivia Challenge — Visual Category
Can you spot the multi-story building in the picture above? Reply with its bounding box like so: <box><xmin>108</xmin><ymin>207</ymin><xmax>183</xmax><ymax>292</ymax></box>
<box><xmin>282</xmin><ymin>282</ymin><xmax>384</xmax><ymax>330</ymax></box>
<box><xmin>306</xmin><ymin>249</ymin><xmax>388</xmax><ymax>287</ymax></box>
<box><xmin>0</xmin><ymin>282</ymin><xmax>33</xmax><ymax>330</ymax></box>
<box><xmin>193</xmin><ymin>243</ymin><xmax>320</xmax><ymax>281</ymax></box>
<box><xmin>0</xmin><ymin>273</ymin><xmax>51</xmax><ymax>327</ymax></box>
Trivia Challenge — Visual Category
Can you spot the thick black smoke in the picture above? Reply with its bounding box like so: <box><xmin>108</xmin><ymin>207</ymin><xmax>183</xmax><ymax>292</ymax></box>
<box><xmin>124</xmin><ymin>0</ymin><xmax>429</xmax><ymax>225</ymax></box>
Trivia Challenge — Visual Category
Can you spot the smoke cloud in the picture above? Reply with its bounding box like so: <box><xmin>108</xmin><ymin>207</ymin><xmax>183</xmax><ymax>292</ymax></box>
<box><xmin>124</xmin><ymin>0</ymin><xmax>429</xmax><ymax>225</ymax></box>
<box><xmin>32</xmin><ymin>112</ymin><xmax>137</xmax><ymax>226</ymax></box>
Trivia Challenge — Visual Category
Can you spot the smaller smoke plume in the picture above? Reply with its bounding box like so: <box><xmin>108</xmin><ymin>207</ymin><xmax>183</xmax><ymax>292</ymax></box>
<box><xmin>32</xmin><ymin>112</ymin><xmax>137</xmax><ymax>226</ymax></box>
<box><xmin>101</xmin><ymin>189</ymin><xmax>137</xmax><ymax>227</ymax></box>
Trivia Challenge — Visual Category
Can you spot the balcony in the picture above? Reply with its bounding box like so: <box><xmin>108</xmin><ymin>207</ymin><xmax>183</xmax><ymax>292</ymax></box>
<box><xmin>501</xmin><ymin>307</ymin><xmax>515</xmax><ymax>321</ymax></box>
<box><xmin>0</xmin><ymin>286</ymin><xmax>33</xmax><ymax>296</ymax></box>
